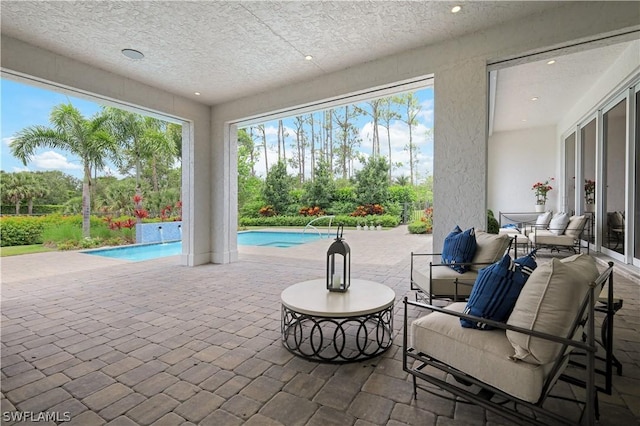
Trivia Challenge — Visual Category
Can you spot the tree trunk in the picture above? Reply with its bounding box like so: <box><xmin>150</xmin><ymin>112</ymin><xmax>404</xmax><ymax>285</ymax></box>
<box><xmin>260</xmin><ymin>126</ymin><xmax>268</xmax><ymax>175</ymax></box>
<box><xmin>28</xmin><ymin>199</ymin><xmax>34</xmax><ymax>215</ymax></box>
<box><xmin>387</xmin><ymin>125</ymin><xmax>392</xmax><ymax>182</ymax></box>
<box><xmin>409</xmin><ymin>124</ymin><xmax>414</xmax><ymax>185</ymax></box>
<box><xmin>310</xmin><ymin>114</ymin><xmax>315</xmax><ymax>180</ymax></box>
<box><xmin>152</xmin><ymin>156</ymin><xmax>159</xmax><ymax>192</ymax></box>
<box><xmin>82</xmin><ymin>165</ymin><xmax>92</xmax><ymax>238</ymax></box>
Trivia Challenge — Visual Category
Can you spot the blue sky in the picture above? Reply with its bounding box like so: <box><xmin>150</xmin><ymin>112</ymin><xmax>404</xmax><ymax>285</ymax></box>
<box><xmin>1</xmin><ymin>79</ymin><xmax>102</xmax><ymax>179</ymax></box>
<box><xmin>2</xmin><ymin>78</ymin><xmax>433</xmax><ymax>182</ymax></box>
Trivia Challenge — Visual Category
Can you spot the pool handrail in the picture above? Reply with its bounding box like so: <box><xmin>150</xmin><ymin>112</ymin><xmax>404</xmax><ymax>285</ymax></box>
<box><xmin>302</xmin><ymin>215</ymin><xmax>335</xmax><ymax>238</ymax></box>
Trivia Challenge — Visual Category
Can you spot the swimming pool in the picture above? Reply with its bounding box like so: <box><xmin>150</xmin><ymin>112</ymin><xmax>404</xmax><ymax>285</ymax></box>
<box><xmin>83</xmin><ymin>231</ymin><xmax>324</xmax><ymax>261</ymax></box>
<box><xmin>238</xmin><ymin>231</ymin><xmax>323</xmax><ymax>248</ymax></box>
<box><xmin>83</xmin><ymin>241</ymin><xmax>182</xmax><ymax>262</ymax></box>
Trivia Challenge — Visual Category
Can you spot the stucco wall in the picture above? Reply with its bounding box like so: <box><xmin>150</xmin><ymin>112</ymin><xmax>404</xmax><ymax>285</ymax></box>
<box><xmin>488</xmin><ymin>126</ymin><xmax>558</xmax><ymax>215</ymax></box>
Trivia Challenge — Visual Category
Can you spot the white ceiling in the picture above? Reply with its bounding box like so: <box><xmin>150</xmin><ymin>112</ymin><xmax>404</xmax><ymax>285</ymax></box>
<box><xmin>492</xmin><ymin>41</ymin><xmax>633</xmax><ymax>132</ymax></box>
<box><xmin>0</xmin><ymin>1</ymin><xmax>633</xmax><ymax>131</ymax></box>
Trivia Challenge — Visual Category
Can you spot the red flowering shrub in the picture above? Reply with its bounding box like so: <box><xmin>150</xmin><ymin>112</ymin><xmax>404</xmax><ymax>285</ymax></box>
<box><xmin>259</xmin><ymin>205</ymin><xmax>276</xmax><ymax>217</ymax></box>
<box><xmin>350</xmin><ymin>204</ymin><xmax>385</xmax><ymax>217</ymax></box>
<box><xmin>134</xmin><ymin>209</ymin><xmax>149</xmax><ymax>219</ymax></box>
<box><xmin>299</xmin><ymin>206</ymin><xmax>325</xmax><ymax>216</ymax></box>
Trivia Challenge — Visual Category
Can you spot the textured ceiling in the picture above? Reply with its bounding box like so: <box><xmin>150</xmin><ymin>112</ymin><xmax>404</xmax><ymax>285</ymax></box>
<box><xmin>0</xmin><ymin>1</ymin><xmax>632</xmax><ymax>131</ymax></box>
<box><xmin>493</xmin><ymin>41</ymin><xmax>633</xmax><ymax>132</ymax></box>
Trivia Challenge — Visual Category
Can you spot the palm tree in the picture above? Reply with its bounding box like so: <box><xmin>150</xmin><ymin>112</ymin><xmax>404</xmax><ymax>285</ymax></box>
<box><xmin>1</xmin><ymin>172</ymin><xmax>29</xmax><ymax>214</ymax></box>
<box><xmin>23</xmin><ymin>173</ymin><xmax>50</xmax><ymax>215</ymax></box>
<box><xmin>102</xmin><ymin>108</ymin><xmax>177</xmax><ymax>193</ymax></box>
<box><xmin>11</xmin><ymin>103</ymin><xmax>114</xmax><ymax>237</ymax></box>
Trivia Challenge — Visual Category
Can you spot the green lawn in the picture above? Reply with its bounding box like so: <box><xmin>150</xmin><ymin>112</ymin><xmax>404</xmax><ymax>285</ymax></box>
<box><xmin>0</xmin><ymin>245</ymin><xmax>55</xmax><ymax>257</ymax></box>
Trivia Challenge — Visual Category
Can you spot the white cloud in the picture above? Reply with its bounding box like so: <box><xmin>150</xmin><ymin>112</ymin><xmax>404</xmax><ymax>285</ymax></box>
<box><xmin>32</xmin><ymin>151</ymin><xmax>82</xmax><ymax>171</ymax></box>
<box><xmin>11</xmin><ymin>165</ymin><xmax>30</xmax><ymax>173</ymax></box>
<box><xmin>3</xmin><ymin>137</ymin><xmax>16</xmax><ymax>146</ymax></box>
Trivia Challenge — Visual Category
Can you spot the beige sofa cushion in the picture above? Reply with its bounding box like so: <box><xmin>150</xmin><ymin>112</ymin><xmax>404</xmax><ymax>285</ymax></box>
<box><xmin>506</xmin><ymin>254</ymin><xmax>599</xmax><ymax>364</ymax></box>
<box><xmin>412</xmin><ymin>266</ymin><xmax>476</xmax><ymax>299</ymax></box>
<box><xmin>411</xmin><ymin>231</ymin><xmax>509</xmax><ymax>299</ymax></box>
<box><xmin>469</xmin><ymin>231</ymin><xmax>511</xmax><ymax>271</ymax></box>
<box><xmin>411</xmin><ymin>303</ymin><xmax>555</xmax><ymax>403</ymax></box>
<box><xmin>528</xmin><ymin>230</ymin><xmax>575</xmax><ymax>247</ymax></box>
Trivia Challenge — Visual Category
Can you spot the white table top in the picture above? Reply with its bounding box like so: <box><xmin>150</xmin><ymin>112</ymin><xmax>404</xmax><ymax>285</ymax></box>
<box><xmin>281</xmin><ymin>279</ymin><xmax>395</xmax><ymax>317</ymax></box>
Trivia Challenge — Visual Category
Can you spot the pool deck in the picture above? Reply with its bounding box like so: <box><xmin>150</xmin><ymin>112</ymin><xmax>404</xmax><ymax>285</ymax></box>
<box><xmin>1</xmin><ymin>225</ymin><xmax>639</xmax><ymax>425</ymax></box>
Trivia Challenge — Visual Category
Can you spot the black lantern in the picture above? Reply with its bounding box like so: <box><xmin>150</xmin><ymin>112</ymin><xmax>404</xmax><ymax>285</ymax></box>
<box><xmin>326</xmin><ymin>224</ymin><xmax>350</xmax><ymax>292</ymax></box>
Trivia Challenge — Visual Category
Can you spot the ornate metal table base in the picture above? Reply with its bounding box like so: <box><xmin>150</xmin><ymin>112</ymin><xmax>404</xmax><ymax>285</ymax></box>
<box><xmin>281</xmin><ymin>304</ymin><xmax>393</xmax><ymax>363</ymax></box>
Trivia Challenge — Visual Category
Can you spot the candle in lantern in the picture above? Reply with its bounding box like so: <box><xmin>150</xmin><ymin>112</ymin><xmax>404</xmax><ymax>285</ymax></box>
<box><xmin>332</xmin><ymin>274</ymin><xmax>341</xmax><ymax>289</ymax></box>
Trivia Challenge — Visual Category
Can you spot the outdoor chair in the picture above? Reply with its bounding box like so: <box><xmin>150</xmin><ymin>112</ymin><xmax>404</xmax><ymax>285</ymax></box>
<box><xmin>606</xmin><ymin>211</ymin><xmax>625</xmax><ymax>250</ymax></box>
<box><xmin>410</xmin><ymin>228</ymin><xmax>511</xmax><ymax>304</ymax></box>
<box><xmin>528</xmin><ymin>213</ymin><xmax>589</xmax><ymax>254</ymax></box>
<box><xmin>404</xmin><ymin>255</ymin><xmax>614</xmax><ymax>426</ymax></box>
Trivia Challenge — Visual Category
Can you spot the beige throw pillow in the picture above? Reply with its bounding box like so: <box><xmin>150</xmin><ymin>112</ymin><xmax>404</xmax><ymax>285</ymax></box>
<box><xmin>470</xmin><ymin>231</ymin><xmax>511</xmax><ymax>271</ymax></box>
<box><xmin>564</xmin><ymin>215</ymin><xmax>587</xmax><ymax>239</ymax></box>
<box><xmin>506</xmin><ymin>254</ymin><xmax>599</xmax><ymax>364</ymax></box>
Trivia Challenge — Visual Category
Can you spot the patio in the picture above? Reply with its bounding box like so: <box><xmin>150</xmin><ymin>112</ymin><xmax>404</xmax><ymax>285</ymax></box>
<box><xmin>1</xmin><ymin>226</ymin><xmax>639</xmax><ymax>425</ymax></box>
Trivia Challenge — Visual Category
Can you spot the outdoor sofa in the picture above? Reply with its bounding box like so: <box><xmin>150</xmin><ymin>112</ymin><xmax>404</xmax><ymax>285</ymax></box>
<box><xmin>404</xmin><ymin>254</ymin><xmax>614</xmax><ymax>425</ymax></box>
<box><xmin>410</xmin><ymin>229</ymin><xmax>511</xmax><ymax>304</ymax></box>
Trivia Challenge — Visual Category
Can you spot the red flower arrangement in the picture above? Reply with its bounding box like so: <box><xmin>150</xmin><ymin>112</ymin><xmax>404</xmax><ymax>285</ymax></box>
<box><xmin>532</xmin><ymin>178</ymin><xmax>554</xmax><ymax>205</ymax></box>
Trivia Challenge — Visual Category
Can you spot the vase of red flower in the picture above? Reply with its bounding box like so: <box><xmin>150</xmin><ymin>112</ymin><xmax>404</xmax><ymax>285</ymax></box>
<box><xmin>532</xmin><ymin>178</ymin><xmax>554</xmax><ymax>211</ymax></box>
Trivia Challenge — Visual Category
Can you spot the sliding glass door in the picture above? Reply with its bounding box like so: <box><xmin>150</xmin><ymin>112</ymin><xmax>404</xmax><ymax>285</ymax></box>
<box><xmin>581</xmin><ymin>118</ymin><xmax>597</xmax><ymax>245</ymax></box>
<box><xmin>564</xmin><ymin>133</ymin><xmax>576</xmax><ymax>215</ymax></box>
<box><xmin>601</xmin><ymin>97</ymin><xmax>627</xmax><ymax>258</ymax></box>
<box><xmin>635</xmin><ymin>85</ymin><xmax>640</xmax><ymax>267</ymax></box>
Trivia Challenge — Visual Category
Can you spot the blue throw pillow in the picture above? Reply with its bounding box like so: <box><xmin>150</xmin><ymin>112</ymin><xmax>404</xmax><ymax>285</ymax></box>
<box><xmin>461</xmin><ymin>250</ymin><xmax>538</xmax><ymax>329</ymax></box>
<box><xmin>441</xmin><ymin>226</ymin><xmax>477</xmax><ymax>273</ymax></box>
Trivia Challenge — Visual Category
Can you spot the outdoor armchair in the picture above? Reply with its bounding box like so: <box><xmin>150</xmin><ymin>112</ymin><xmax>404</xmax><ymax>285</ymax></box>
<box><xmin>528</xmin><ymin>214</ymin><xmax>589</xmax><ymax>254</ymax></box>
<box><xmin>410</xmin><ymin>230</ymin><xmax>511</xmax><ymax>304</ymax></box>
<box><xmin>404</xmin><ymin>255</ymin><xmax>614</xmax><ymax>425</ymax></box>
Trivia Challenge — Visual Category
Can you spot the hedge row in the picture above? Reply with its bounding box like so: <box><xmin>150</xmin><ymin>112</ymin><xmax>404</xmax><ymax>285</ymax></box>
<box><xmin>1</xmin><ymin>205</ymin><xmax>64</xmax><ymax>215</ymax></box>
<box><xmin>239</xmin><ymin>214</ymin><xmax>400</xmax><ymax>228</ymax></box>
<box><xmin>0</xmin><ymin>216</ymin><xmax>46</xmax><ymax>246</ymax></box>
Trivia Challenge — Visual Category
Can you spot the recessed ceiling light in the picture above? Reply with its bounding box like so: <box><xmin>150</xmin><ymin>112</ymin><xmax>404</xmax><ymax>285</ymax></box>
<box><xmin>194</xmin><ymin>92</ymin><xmax>201</xmax><ymax>96</ymax></box>
<box><xmin>305</xmin><ymin>55</ymin><xmax>313</xmax><ymax>61</ymax></box>
<box><xmin>121</xmin><ymin>48</ymin><xmax>144</xmax><ymax>60</ymax></box>
<box><xmin>531</xmin><ymin>97</ymin><xmax>539</xmax><ymax>101</ymax></box>
<box><xmin>451</xmin><ymin>6</ymin><xmax>462</xmax><ymax>13</ymax></box>
<box><xmin>521</xmin><ymin>119</ymin><xmax>528</xmax><ymax>122</ymax></box>
<box><xmin>547</xmin><ymin>60</ymin><xmax>556</xmax><ymax>65</ymax></box>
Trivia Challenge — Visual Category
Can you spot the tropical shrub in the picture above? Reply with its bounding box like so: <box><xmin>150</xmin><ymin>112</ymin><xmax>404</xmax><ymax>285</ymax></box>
<box><xmin>351</xmin><ymin>204</ymin><xmax>385</xmax><ymax>217</ymax></box>
<box><xmin>0</xmin><ymin>205</ymin><xmax>63</xmax><ymax>215</ymax></box>
<box><xmin>487</xmin><ymin>209</ymin><xmax>499</xmax><ymax>234</ymax></box>
<box><xmin>408</xmin><ymin>220</ymin><xmax>428</xmax><ymax>234</ymax></box>
<box><xmin>388</xmin><ymin>185</ymin><xmax>417</xmax><ymax>204</ymax></box>
<box><xmin>239</xmin><ymin>214</ymin><xmax>399</xmax><ymax>228</ymax></box>
<box><xmin>263</xmin><ymin>160</ymin><xmax>294</xmax><ymax>214</ymax></box>
<box><xmin>0</xmin><ymin>216</ymin><xmax>45</xmax><ymax>246</ymax></box>
<box><xmin>299</xmin><ymin>206</ymin><xmax>325</xmax><ymax>216</ymax></box>
<box><xmin>259</xmin><ymin>205</ymin><xmax>276</xmax><ymax>217</ymax></box>
<box><xmin>355</xmin><ymin>157</ymin><xmax>390</xmax><ymax>206</ymax></box>
<box><xmin>239</xmin><ymin>199</ymin><xmax>265</xmax><ymax>218</ymax></box>
<box><xmin>327</xmin><ymin>201</ymin><xmax>357</xmax><ymax>215</ymax></box>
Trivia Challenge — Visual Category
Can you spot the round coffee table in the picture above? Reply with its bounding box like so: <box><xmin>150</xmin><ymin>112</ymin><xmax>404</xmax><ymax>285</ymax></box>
<box><xmin>281</xmin><ymin>278</ymin><xmax>395</xmax><ymax>363</ymax></box>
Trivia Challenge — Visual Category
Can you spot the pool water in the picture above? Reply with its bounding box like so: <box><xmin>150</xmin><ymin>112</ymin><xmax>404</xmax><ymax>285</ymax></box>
<box><xmin>237</xmin><ymin>231</ymin><xmax>323</xmax><ymax>248</ymax></box>
<box><xmin>82</xmin><ymin>231</ymin><xmax>324</xmax><ymax>261</ymax></box>
<box><xmin>83</xmin><ymin>241</ymin><xmax>182</xmax><ymax>262</ymax></box>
